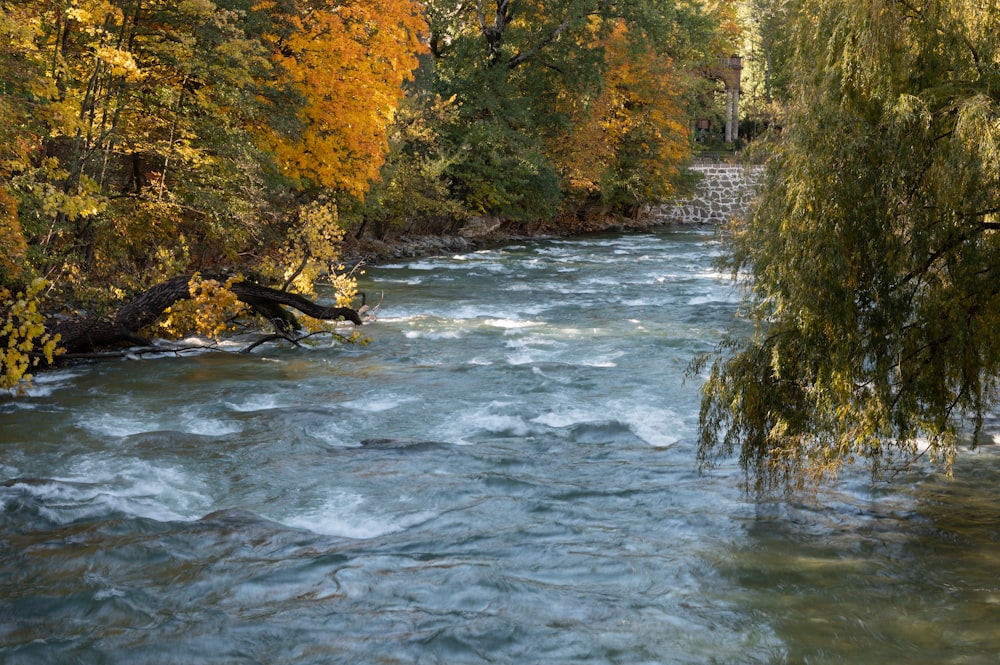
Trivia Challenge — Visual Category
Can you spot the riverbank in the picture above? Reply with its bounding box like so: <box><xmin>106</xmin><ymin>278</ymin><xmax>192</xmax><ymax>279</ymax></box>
<box><xmin>339</xmin><ymin>209</ymin><xmax>714</xmax><ymax>267</ymax></box>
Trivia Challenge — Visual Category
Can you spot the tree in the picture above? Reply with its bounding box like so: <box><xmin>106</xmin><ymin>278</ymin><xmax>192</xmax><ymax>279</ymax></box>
<box><xmin>0</xmin><ymin>0</ymin><xmax>424</xmax><ymax>389</ymax></box>
<box><xmin>50</xmin><ymin>273</ymin><xmax>362</xmax><ymax>356</ymax></box>
<box><xmin>737</xmin><ymin>0</ymin><xmax>794</xmax><ymax>136</ymax></box>
<box><xmin>697</xmin><ymin>0</ymin><xmax>1000</xmax><ymax>489</ymax></box>
<box><xmin>418</xmin><ymin>0</ymin><xmax>731</xmax><ymax>223</ymax></box>
<box><xmin>260</xmin><ymin>0</ymin><xmax>426</xmax><ymax>197</ymax></box>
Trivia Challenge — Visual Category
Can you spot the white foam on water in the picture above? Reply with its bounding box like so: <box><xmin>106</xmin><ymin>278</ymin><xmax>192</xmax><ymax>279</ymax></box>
<box><xmin>8</xmin><ymin>458</ymin><xmax>212</xmax><ymax>524</ymax></box>
<box><xmin>616</xmin><ymin>403</ymin><xmax>687</xmax><ymax>448</ymax></box>
<box><xmin>395</xmin><ymin>260</ymin><xmax>439</xmax><ymax>271</ymax></box>
<box><xmin>223</xmin><ymin>394</ymin><xmax>283</xmax><ymax>412</ymax></box>
<box><xmin>0</xmin><ymin>396</ymin><xmax>37</xmax><ymax>411</ymax></box>
<box><xmin>470</xmin><ymin>413</ymin><xmax>534</xmax><ymax>436</ymax></box>
<box><xmin>446</xmin><ymin>305</ymin><xmax>509</xmax><ymax>320</ymax></box>
<box><xmin>376</xmin><ymin>276</ymin><xmax>425</xmax><ymax>285</ymax></box>
<box><xmin>377</xmin><ymin>312</ymin><xmax>433</xmax><ymax>326</ymax></box>
<box><xmin>532</xmin><ymin>408</ymin><xmax>597</xmax><ymax>429</ymax></box>
<box><xmin>502</xmin><ymin>335</ymin><xmax>561</xmax><ymax>365</ymax></box>
<box><xmin>280</xmin><ymin>493</ymin><xmax>437</xmax><ymax>538</ymax></box>
<box><xmin>579</xmin><ymin>353</ymin><xmax>622</xmax><ymax>368</ymax></box>
<box><xmin>92</xmin><ymin>586</ymin><xmax>127</xmax><ymax>601</ymax></box>
<box><xmin>505</xmin><ymin>351</ymin><xmax>538</xmax><ymax>366</ymax></box>
<box><xmin>403</xmin><ymin>329</ymin><xmax>463</xmax><ymax>340</ymax></box>
<box><xmin>78</xmin><ymin>412</ymin><xmax>158</xmax><ymax>438</ymax></box>
<box><xmin>529</xmin><ymin>365</ymin><xmax>575</xmax><ymax>385</ymax></box>
<box><xmin>694</xmin><ymin>268</ymin><xmax>730</xmax><ymax>281</ymax></box>
<box><xmin>27</xmin><ymin>369</ymin><xmax>82</xmax><ymax>384</ymax></box>
<box><xmin>688</xmin><ymin>294</ymin><xmax>726</xmax><ymax>306</ymax></box>
<box><xmin>178</xmin><ymin>413</ymin><xmax>243</xmax><ymax>437</ymax></box>
<box><xmin>579</xmin><ymin>275</ymin><xmax>627</xmax><ymax>287</ymax></box>
<box><xmin>621</xmin><ymin>298</ymin><xmax>653</xmax><ymax>308</ymax></box>
<box><xmin>302</xmin><ymin>420</ymin><xmax>348</xmax><ymax>447</ymax></box>
<box><xmin>505</xmin><ymin>335</ymin><xmax>621</xmax><ymax>368</ymax></box>
<box><xmin>483</xmin><ymin>318</ymin><xmax>544</xmax><ymax>330</ymax></box>
<box><xmin>432</xmin><ymin>402</ymin><xmax>535</xmax><ymax>443</ymax></box>
<box><xmin>340</xmin><ymin>394</ymin><xmax>420</xmax><ymax>413</ymax></box>
<box><xmin>8</xmin><ymin>369</ymin><xmax>82</xmax><ymax>397</ymax></box>
<box><xmin>81</xmin><ymin>458</ymin><xmax>211</xmax><ymax>520</ymax></box>
<box><xmin>79</xmin><ymin>409</ymin><xmax>241</xmax><ymax>438</ymax></box>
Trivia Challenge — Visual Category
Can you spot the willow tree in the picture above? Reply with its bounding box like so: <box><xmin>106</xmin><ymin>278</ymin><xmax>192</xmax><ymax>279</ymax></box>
<box><xmin>697</xmin><ymin>0</ymin><xmax>1000</xmax><ymax>489</ymax></box>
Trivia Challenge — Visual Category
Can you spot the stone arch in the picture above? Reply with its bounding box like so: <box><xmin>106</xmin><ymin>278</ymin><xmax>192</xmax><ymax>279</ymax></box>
<box><xmin>696</xmin><ymin>55</ymin><xmax>743</xmax><ymax>143</ymax></box>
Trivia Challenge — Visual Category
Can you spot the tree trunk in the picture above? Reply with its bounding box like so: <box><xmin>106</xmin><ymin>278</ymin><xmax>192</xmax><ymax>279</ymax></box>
<box><xmin>49</xmin><ymin>275</ymin><xmax>362</xmax><ymax>355</ymax></box>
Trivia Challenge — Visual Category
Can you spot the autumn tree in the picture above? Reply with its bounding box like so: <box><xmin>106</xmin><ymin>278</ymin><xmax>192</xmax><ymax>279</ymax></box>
<box><xmin>260</xmin><ymin>0</ymin><xmax>425</xmax><ymax>197</ymax></box>
<box><xmin>697</xmin><ymin>0</ymin><xmax>1000</xmax><ymax>489</ymax></box>
<box><xmin>415</xmin><ymin>0</ymin><xmax>731</xmax><ymax>224</ymax></box>
<box><xmin>550</xmin><ymin>20</ymin><xmax>691</xmax><ymax>217</ymax></box>
<box><xmin>0</xmin><ymin>0</ymin><xmax>425</xmax><ymax>387</ymax></box>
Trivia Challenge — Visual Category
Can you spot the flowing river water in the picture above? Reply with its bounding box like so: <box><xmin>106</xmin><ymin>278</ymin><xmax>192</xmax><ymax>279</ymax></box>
<box><xmin>2</xmin><ymin>227</ymin><xmax>1000</xmax><ymax>664</ymax></box>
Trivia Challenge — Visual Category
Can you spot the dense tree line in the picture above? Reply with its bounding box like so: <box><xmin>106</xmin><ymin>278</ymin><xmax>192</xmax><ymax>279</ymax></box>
<box><xmin>10</xmin><ymin>0</ymin><xmax>995</xmax><ymax>491</ymax></box>
<box><xmin>1</xmin><ymin>0</ymin><xmax>740</xmax><ymax>389</ymax></box>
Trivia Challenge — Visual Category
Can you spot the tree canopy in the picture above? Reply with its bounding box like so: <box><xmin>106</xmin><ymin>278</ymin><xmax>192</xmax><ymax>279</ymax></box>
<box><xmin>0</xmin><ymin>0</ymin><xmax>425</xmax><ymax>388</ymax></box>
<box><xmin>378</xmin><ymin>0</ymin><xmax>741</xmax><ymax>226</ymax></box>
<box><xmin>697</xmin><ymin>0</ymin><xmax>1000</xmax><ymax>489</ymax></box>
<box><xmin>1</xmin><ymin>0</ymin><xmax>742</xmax><ymax>391</ymax></box>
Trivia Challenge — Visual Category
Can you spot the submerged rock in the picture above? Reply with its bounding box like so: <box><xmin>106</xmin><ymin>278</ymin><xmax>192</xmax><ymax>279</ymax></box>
<box><xmin>1</xmin><ymin>477</ymin><xmax>97</xmax><ymax>489</ymax></box>
<box><xmin>359</xmin><ymin>437</ymin><xmax>444</xmax><ymax>451</ymax></box>
<box><xmin>195</xmin><ymin>508</ymin><xmax>293</xmax><ymax>532</ymax></box>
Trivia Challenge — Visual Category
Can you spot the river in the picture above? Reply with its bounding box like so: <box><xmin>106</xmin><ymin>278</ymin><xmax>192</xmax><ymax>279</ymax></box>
<box><xmin>2</xmin><ymin>228</ymin><xmax>999</xmax><ymax>664</ymax></box>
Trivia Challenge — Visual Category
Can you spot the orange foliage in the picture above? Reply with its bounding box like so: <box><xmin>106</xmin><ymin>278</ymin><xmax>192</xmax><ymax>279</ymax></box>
<box><xmin>552</xmin><ymin>20</ymin><xmax>690</xmax><ymax>202</ymax></box>
<box><xmin>261</xmin><ymin>0</ymin><xmax>427</xmax><ymax>197</ymax></box>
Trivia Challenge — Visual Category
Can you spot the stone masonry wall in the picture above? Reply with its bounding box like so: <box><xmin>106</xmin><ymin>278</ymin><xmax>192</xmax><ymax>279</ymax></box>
<box><xmin>654</xmin><ymin>163</ymin><xmax>762</xmax><ymax>225</ymax></box>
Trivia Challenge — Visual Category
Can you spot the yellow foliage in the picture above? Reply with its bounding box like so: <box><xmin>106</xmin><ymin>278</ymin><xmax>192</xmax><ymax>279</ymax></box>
<box><xmin>260</xmin><ymin>0</ymin><xmax>427</xmax><ymax>196</ymax></box>
<box><xmin>0</xmin><ymin>186</ymin><xmax>27</xmax><ymax>285</ymax></box>
<box><xmin>1</xmin><ymin>279</ymin><xmax>60</xmax><ymax>392</ymax></box>
<box><xmin>551</xmin><ymin>20</ymin><xmax>690</xmax><ymax>202</ymax></box>
<box><xmin>150</xmin><ymin>273</ymin><xmax>247</xmax><ymax>340</ymax></box>
<box><xmin>703</xmin><ymin>0</ymin><xmax>742</xmax><ymax>55</ymax></box>
<box><xmin>66</xmin><ymin>0</ymin><xmax>125</xmax><ymax>30</ymax></box>
<box><xmin>28</xmin><ymin>157</ymin><xmax>107</xmax><ymax>222</ymax></box>
<box><xmin>261</xmin><ymin>199</ymin><xmax>344</xmax><ymax>294</ymax></box>
<box><xmin>96</xmin><ymin>45</ymin><xmax>144</xmax><ymax>80</ymax></box>
<box><xmin>147</xmin><ymin>235</ymin><xmax>193</xmax><ymax>286</ymax></box>
<box><xmin>258</xmin><ymin>198</ymin><xmax>359</xmax><ymax>329</ymax></box>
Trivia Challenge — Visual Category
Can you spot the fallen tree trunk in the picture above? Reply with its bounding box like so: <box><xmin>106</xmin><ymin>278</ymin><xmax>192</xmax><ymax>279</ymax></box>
<box><xmin>48</xmin><ymin>274</ymin><xmax>362</xmax><ymax>355</ymax></box>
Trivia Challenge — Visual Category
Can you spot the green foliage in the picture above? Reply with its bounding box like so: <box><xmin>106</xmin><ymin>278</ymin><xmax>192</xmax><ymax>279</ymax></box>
<box><xmin>739</xmin><ymin>0</ymin><xmax>795</xmax><ymax>116</ymax></box>
<box><xmin>445</xmin><ymin>116</ymin><xmax>563</xmax><ymax>222</ymax></box>
<box><xmin>420</xmin><ymin>0</ymin><xmax>727</xmax><ymax>224</ymax></box>
<box><xmin>0</xmin><ymin>0</ymin><xmax>424</xmax><ymax>308</ymax></box>
<box><xmin>346</xmin><ymin>92</ymin><xmax>467</xmax><ymax>238</ymax></box>
<box><xmin>698</xmin><ymin>0</ymin><xmax>1000</xmax><ymax>490</ymax></box>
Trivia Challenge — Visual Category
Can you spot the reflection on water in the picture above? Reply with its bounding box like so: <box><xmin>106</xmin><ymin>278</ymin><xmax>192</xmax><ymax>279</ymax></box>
<box><xmin>2</xmin><ymin>229</ymin><xmax>1000</xmax><ymax>664</ymax></box>
<box><xmin>718</xmin><ymin>455</ymin><xmax>1000</xmax><ymax>664</ymax></box>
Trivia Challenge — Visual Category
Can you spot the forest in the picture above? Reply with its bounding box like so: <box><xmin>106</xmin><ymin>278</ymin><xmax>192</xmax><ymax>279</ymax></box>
<box><xmin>0</xmin><ymin>0</ymin><xmax>743</xmax><ymax>389</ymax></box>
<box><xmin>6</xmin><ymin>0</ymin><xmax>999</xmax><ymax>487</ymax></box>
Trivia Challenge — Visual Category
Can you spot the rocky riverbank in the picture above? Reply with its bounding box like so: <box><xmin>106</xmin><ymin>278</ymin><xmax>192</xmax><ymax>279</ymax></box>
<box><xmin>339</xmin><ymin>208</ymin><xmax>711</xmax><ymax>268</ymax></box>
